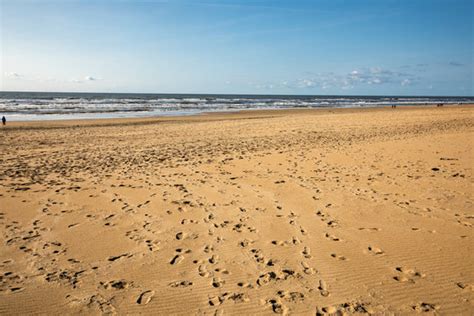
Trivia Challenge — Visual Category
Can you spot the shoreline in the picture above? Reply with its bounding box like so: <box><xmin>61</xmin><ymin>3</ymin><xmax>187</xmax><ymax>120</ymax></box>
<box><xmin>3</xmin><ymin>103</ymin><xmax>473</xmax><ymax>129</ymax></box>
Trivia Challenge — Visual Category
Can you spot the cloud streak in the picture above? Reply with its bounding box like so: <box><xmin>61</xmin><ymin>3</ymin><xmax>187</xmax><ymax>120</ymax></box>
<box><xmin>4</xmin><ymin>72</ymin><xmax>22</xmax><ymax>78</ymax></box>
<box><xmin>273</xmin><ymin>67</ymin><xmax>419</xmax><ymax>91</ymax></box>
<box><xmin>71</xmin><ymin>76</ymin><xmax>101</xmax><ymax>83</ymax></box>
<box><xmin>3</xmin><ymin>72</ymin><xmax>101</xmax><ymax>84</ymax></box>
<box><xmin>448</xmin><ymin>61</ymin><xmax>464</xmax><ymax>67</ymax></box>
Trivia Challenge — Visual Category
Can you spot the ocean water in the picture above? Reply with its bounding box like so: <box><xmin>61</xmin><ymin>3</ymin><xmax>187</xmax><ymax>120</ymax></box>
<box><xmin>0</xmin><ymin>91</ymin><xmax>472</xmax><ymax>121</ymax></box>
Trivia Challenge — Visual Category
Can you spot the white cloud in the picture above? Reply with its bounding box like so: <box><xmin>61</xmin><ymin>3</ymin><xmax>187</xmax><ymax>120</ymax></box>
<box><xmin>448</xmin><ymin>61</ymin><xmax>464</xmax><ymax>67</ymax></box>
<box><xmin>401</xmin><ymin>79</ymin><xmax>411</xmax><ymax>86</ymax></box>
<box><xmin>300</xmin><ymin>79</ymin><xmax>317</xmax><ymax>88</ymax></box>
<box><xmin>254</xmin><ymin>82</ymin><xmax>275</xmax><ymax>90</ymax></box>
<box><xmin>290</xmin><ymin>67</ymin><xmax>419</xmax><ymax>90</ymax></box>
<box><xmin>70</xmin><ymin>76</ymin><xmax>101</xmax><ymax>84</ymax></box>
<box><xmin>251</xmin><ymin>66</ymin><xmax>421</xmax><ymax>91</ymax></box>
<box><xmin>5</xmin><ymin>72</ymin><xmax>22</xmax><ymax>78</ymax></box>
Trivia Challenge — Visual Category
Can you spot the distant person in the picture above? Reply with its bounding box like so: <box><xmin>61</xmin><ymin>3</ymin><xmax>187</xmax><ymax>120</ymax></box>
<box><xmin>1</xmin><ymin>116</ymin><xmax>5</xmax><ymax>126</ymax></box>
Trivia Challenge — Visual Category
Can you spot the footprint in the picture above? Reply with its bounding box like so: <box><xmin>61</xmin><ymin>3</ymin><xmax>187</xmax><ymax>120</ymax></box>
<box><xmin>330</xmin><ymin>253</ymin><xmax>346</xmax><ymax>261</ymax></box>
<box><xmin>271</xmin><ymin>240</ymin><xmax>287</xmax><ymax>246</ymax></box>
<box><xmin>145</xmin><ymin>239</ymin><xmax>160</xmax><ymax>251</ymax></box>
<box><xmin>277</xmin><ymin>290</ymin><xmax>305</xmax><ymax>302</ymax></box>
<box><xmin>209</xmin><ymin>292</ymin><xmax>248</xmax><ymax>306</ymax></box>
<box><xmin>292</xmin><ymin>236</ymin><xmax>301</xmax><ymax>245</ymax></box>
<box><xmin>211</xmin><ymin>277</ymin><xmax>225</xmax><ymax>288</ymax></box>
<box><xmin>208</xmin><ymin>292</ymin><xmax>249</xmax><ymax>306</ymax></box>
<box><xmin>266</xmin><ymin>298</ymin><xmax>288</xmax><ymax>314</ymax></box>
<box><xmin>318</xmin><ymin>280</ymin><xmax>329</xmax><ymax>297</ymax></box>
<box><xmin>393</xmin><ymin>267</ymin><xmax>425</xmax><ymax>283</ymax></box>
<box><xmin>208</xmin><ymin>294</ymin><xmax>226</xmax><ymax>306</ymax></box>
<box><xmin>257</xmin><ymin>272</ymin><xmax>278</xmax><ymax>286</ymax></box>
<box><xmin>456</xmin><ymin>282</ymin><xmax>474</xmax><ymax>291</ymax></box>
<box><xmin>237</xmin><ymin>281</ymin><xmax>253</xmax><ymax>288</ymax></box>
<box><xmin>412</xmin><ymin>302</ymin><xmax>439</xmax><ymax>313</ymax></box>
<box><xmin>108</xmin><ymin>253</ymin><xmax>129</xmax><ymax>262</ymax></box>
<box><xmin>256</xmin><ymin>269</ymin><xmax>297</xmax><ymax>287</ymax></box>
<box><xmin>271</xmin><ymin>237</ymin><xmax>301</xmax><ymax>247</ymax></box>
<box><xmin>324</xmin><ymin>233</ymin><xmax>341</xmax><ymax>241</ymax></box>
<box><xmin>214</xmin><ymin>267</ymin><xmax>230</xmax><ymax>275</ymax></box>
<box><xmin>87</xmin><ymin>294</ymin><xmax>116</xmax><ymax>313</ymax></box>
<box><xmin>136</xmin><ymin>290</ymin><xmax>155</xmax><ymax>305</ymax></box>
<box><xmin>302</xmin><ymin>246</ymin><xmax>312</xmax><ymax>259</ymax></box>
<box><xmin>367</xmin><ymin>246</ymin><xmax>384</xmax><ymax>255</ymax></box>
<box><xmin>208</xmin><ymin>254</ymin><xmax>219</xmax><ymax>264</ymax></box>
<box><xmin>358</xmin><ymin>227</ymin><xmax>380</xmax><ymax>232</ymax></box>
<box><xmin>170</xmin><ymin>254</ymin><xmax>184</xmax><ymax>265</ymax></box>
<box><xmin>169</xmin><ymin>280</ymin><xmax>193</xmax><ymax>288</ymax></box>
<box><xmin>300</xmin><ymin>226</ymin><xmax>307</xmax><ymax>235</ymax></box>
<box><xmin>203</xmin><ymin>244</ymin><xmax>214</xmax><ymax>253</ymax></box>
<box><xmin>227</xmin><ymin>292</ymin><xmax>249</xmax><ymax>303</ymax></box>
<box><xmin>239</xmin><ymin>239</ymin><xmax>254</xmax><ymax>248</ymax></box>
<box><xmin>316</xmin><ymin>301</ymin><xmax>372</xmax><ymax>315</ymax></box>
<box><xmin>101</xmin><ymin>279</ymin><xmax>130</xmax><ymax>290</ymax></box>
<box><xmin>301</xmin><ymin>261</ymin><xmax>315</xmax><ymax>275</ymax></box>
<box><xmin>198</xmin><ymin>265</ymin><xmax>210</xmax><ymax>277</ymax></box>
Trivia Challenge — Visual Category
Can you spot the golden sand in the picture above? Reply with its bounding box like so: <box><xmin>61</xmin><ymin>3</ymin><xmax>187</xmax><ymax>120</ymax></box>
<box><xmin>0</xmin><ymin>105</ymin><xmax>473</xmax><ymax>314</ymax></box>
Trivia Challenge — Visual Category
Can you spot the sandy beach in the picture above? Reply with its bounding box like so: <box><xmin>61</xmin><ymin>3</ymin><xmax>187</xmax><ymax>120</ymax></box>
<box><xmin>0</xmin><ymin>105</ymin><xmax>473</xmax><ymax>315</ymax></box>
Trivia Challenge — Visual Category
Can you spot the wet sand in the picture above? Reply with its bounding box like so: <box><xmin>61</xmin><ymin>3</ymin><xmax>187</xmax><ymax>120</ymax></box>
<box><xmin>0</xmin><ymin>105</ymin><xmax>473</xmax><ymax>314</ymax></box>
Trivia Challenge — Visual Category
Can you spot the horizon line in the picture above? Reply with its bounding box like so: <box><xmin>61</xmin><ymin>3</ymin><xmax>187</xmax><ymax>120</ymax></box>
<box><xmin>1</xmin><ymin>90</ymin><xmax>473</xmax><ymax>98</ymax></box>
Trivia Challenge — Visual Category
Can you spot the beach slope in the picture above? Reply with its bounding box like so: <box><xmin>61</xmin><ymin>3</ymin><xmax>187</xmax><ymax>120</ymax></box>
<box><xmin>0</xmin><ymin>106</ymin><xmax>473</xmax><ymax>314</ymax></box>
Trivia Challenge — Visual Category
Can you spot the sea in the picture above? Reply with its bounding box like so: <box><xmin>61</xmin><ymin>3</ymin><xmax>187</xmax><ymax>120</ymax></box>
<box><xmin>0</xmin><ymin>91</ymin><xmax>473</xmax><ymax>121</ymax></box>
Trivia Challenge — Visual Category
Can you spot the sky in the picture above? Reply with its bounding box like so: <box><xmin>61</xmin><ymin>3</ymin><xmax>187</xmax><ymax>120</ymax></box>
<box><xmin>1</xmin><ymin>0</ymin><xmax>473</xmax><ymax>95</ymax></box>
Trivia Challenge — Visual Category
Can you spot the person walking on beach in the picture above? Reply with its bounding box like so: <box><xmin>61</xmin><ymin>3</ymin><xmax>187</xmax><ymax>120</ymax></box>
<box><xmin>2</xmin><ymin>116</ymin><xmax>5</xmax><ymax>126</ymax></box>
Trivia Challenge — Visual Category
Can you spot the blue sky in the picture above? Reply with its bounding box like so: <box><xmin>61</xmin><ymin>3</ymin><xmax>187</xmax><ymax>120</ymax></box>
<box><xmin>1</xmin><ymin>0</ymin><xmax>473</xmax><ymax>95</ymax></box>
